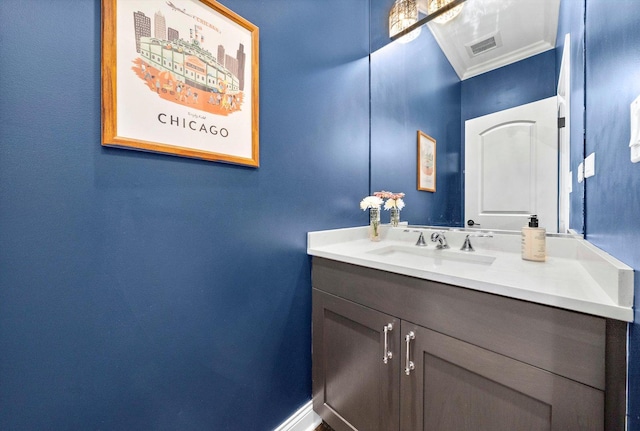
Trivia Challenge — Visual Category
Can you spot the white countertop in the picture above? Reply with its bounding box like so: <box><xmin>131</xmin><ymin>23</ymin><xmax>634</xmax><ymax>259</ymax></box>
<box><xmin>308</xmin><ymin>226</ymin><xmax>634</xmax><ymax>322</ymax></box>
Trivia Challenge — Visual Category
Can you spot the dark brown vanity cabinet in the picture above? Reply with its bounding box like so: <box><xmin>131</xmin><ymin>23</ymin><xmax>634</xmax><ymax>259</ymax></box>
<box><xmin>312</xmin><ymin>289</ymin><xmax>400</xmax><ymax>431</ymax></box>
<box><xmin>311</xmin><ymin>258</ymin><xmax>626</xmax><ymax>431</ymax></box>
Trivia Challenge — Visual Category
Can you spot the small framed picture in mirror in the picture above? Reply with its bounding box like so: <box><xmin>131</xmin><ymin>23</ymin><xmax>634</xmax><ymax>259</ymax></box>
<box><xmin>418</xmin><ymin>131</ymin><xmax>436</xmax><ymax>192</ymax></box>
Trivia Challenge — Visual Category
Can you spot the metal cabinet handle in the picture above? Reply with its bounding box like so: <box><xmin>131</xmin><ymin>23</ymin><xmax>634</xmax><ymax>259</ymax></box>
<box><xmin>405</xmin><ymin>331</ymin><xmax>415</xmax><ymax>375</ymax></box>
<box><xmin>383</xmin><ymin>323</ymin><xmax>393</xmax><ymax>364</ymax></box>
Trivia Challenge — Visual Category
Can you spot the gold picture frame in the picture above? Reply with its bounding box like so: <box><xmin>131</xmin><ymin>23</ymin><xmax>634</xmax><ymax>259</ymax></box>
<box><xmin>102</xmin><ymin>0</ymin><xmax>259</xmax><ymax>166</ymax></box>
<box><xmin>417</xmin><ymin>131</ymin><xmax>436</xmax><ymax>192</ymax></box>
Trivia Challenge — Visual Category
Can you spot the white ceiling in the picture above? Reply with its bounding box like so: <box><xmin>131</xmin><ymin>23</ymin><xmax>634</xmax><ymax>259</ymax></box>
<box><xmin>416</xmin><ymin>0</ymin><xmax>561</xmax><ymax>80</ymax></box>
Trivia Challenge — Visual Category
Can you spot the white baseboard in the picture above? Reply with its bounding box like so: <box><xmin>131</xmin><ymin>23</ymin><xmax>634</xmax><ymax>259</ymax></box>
<box><xmin>273</xmin><ymin>401</ymin><xmax>322</xmax><ymax>431</ymax></box>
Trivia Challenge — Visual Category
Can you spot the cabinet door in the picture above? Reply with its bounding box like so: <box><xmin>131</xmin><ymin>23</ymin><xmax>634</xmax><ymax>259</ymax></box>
<box><xmin>312</xmin><ymin>289</ymin><xmax>400</xmax><ymax>431</ymax></box>
<box><xmin>400</xmin><ymin>322</ymin><xmax>604</xmax><ymax>431</ymax></box>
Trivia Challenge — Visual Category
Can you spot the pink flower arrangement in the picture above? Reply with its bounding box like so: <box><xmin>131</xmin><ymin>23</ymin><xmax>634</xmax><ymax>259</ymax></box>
<box><xmin>374</xmin><ymin>191</ymin><xmax>405</xmax><ymax>210</ymax></box>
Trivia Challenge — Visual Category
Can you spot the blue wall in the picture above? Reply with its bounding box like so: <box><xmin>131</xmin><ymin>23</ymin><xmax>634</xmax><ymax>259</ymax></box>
<box><xmin>370</xmin><ymin>0</ymin><xmax>393</xmax><ymax>52</ymax></box>
<box><xmin>461</xmin><ymin>50</ymin><xmax>558</xmax><ymax>122</ymax></box>
<box><xmin>370</xmin><ymin>27</ymin><xmax>462</xmax><ymax>226</ymax></box>
<box><xmin>0</xmin><ymin>0</ymin><xmax>370</xmax><ymax>429</ymax></box>
<box><xmin>584</xmin><ymin>0</ymin><xmax>640</xmax><ymax>428</ymax></box>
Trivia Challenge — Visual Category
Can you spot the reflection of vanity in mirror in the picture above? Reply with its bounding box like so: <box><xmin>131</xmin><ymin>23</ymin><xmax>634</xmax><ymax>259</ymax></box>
<box><xmin>369</xmin><ymin>0</ymin><xmax>585</xmax><ymax>234</ymax></box>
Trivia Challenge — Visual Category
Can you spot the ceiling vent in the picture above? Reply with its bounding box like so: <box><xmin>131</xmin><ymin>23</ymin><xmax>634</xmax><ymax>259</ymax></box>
<box><xmin>465</xmin><ymin>31</ymin><xmax>503</xmax><ymax>57</ymax></box>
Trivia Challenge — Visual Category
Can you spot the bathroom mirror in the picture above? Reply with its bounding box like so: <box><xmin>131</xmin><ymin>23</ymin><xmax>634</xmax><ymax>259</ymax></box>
<box><xmin>369</xmin><ymin>0</ymin><xmax>585</xmax><ymax>234</ymax></box>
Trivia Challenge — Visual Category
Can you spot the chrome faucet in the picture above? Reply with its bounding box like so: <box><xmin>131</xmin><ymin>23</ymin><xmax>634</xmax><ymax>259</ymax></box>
<box><xmin>460</xmin><ymin>233</ymin><xmax>494</xmax><ymax>252</ymax></box>
<box><xmin>431</xmin><ymin>231</ymin><xmax>450</xmax><ymax>249</ymax></box>
<box><xmin>415</xmin><ymin>231</ymin><xmax>427</xmax><ymax>246</ymax></box>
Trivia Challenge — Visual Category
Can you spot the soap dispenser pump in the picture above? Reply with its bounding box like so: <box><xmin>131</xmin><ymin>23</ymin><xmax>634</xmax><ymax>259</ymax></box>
<box><xmin>521</xmin><ymin>215</ymin><xmax>546</xmax><ymax>262</ymax></box>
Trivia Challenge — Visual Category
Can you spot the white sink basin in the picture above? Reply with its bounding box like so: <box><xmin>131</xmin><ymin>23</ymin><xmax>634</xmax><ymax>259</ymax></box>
<box><xmin>366</xmin><ymin>245</ymin><xmax>496</xmax><ymax>267</ymax></box>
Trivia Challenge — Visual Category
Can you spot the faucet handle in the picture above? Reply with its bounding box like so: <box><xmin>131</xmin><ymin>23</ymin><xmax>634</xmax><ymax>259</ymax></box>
<box><xmin>460</xmin><ymin>232</ymin><xmax>493</xmax><ymax>252</ymax></box>
<box><xmin>415</xmin><ymin>232</ymin><xmax>427</xmax><ymax>246</ymax></box>
<box><xmin>460</xmin><ymin>235</ymin><xmax>475</xmax><ymax>252</ymax></box>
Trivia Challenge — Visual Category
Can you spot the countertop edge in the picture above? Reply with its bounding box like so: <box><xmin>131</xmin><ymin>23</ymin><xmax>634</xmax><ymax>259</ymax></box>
<box><xmin>307</xmin><ymin>248</ymin><xmax>634</xmax><ymax>322</ymax></box>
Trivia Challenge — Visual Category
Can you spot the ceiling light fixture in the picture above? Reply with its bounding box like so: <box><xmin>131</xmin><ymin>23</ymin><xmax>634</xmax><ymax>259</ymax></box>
<box><xmin>389</xmin><ymin>0</ymin><xmax>466</xmax><ymax>42</ymax></box>
<box><xmin>389</xmin><ymin>0</ymin><xmax>422</xmax><ymax>43</ymax></box>
<box><xmin>427</xmin><ymin>0</ymin><xmax>464</xmax><ymax>24</ymax></box>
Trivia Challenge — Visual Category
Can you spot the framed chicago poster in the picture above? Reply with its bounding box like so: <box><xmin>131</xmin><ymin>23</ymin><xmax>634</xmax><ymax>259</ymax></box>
<box><xmin>417</xmin><ymin>131</ymin><xmax>436</xmax><ymax>192</ymax></box>
<box><xmin>102</xmin><ymin>0</ymin><xmax>259</xmax><ymax>166</ymax></box>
